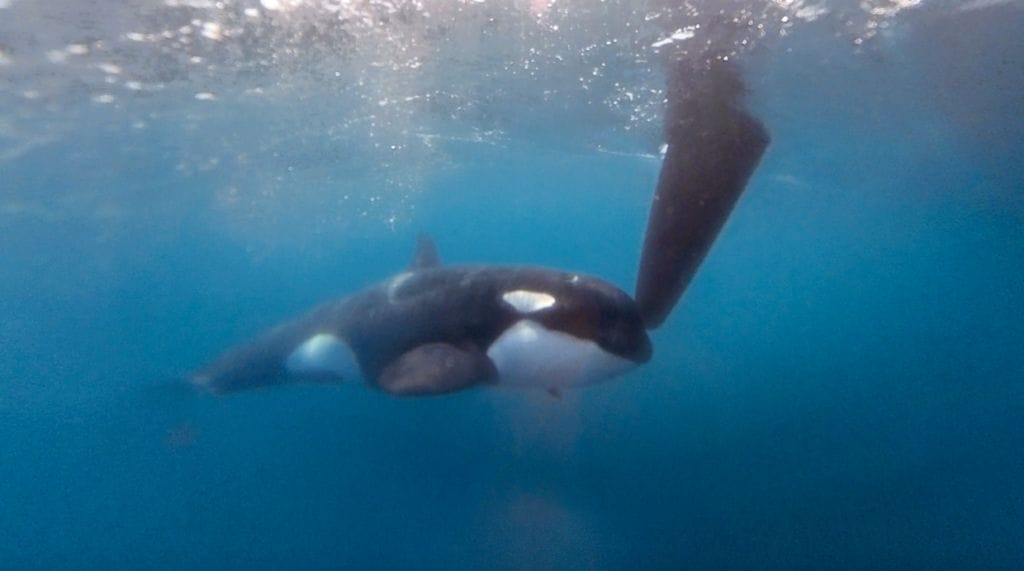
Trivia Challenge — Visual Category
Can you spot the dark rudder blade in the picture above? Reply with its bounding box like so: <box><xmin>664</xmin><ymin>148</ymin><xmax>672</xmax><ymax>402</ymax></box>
<box><xmin>636</xmin><ymin>57</ymin><xmax>770</xmax><ymax>328</ymax></box>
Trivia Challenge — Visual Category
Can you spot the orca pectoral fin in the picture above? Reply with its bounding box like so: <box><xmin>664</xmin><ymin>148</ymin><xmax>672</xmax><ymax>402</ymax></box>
<box><xmin>635</xmin><ymin>57</ymin><xmax>770</xmax><ymax>329</ymax></box>
<box><xmin>376</xmin><ymin>343</ymin><xmax>495</xmax><ymax>397</ymax></box>
<box><xmin>409</xmin><ymin>233</ymin><xmax>441</xmax><ymax>270</ymax></box>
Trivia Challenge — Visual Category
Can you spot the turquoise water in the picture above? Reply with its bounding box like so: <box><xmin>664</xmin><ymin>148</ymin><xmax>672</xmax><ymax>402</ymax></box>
<box><xmin>1</xmin><ymin>0</ymin><xmax>1022</xmax><ymax>568</ymax></box>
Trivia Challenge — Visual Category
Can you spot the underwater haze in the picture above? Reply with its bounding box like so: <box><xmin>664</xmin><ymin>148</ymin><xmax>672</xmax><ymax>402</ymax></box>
<box><xmin>1</xmin><ymin>0</ymin><xmax>1023</xmax><ymax>568</ymax></box>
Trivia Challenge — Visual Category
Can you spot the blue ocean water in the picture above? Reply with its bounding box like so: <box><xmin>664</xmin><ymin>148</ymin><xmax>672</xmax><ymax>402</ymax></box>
<box><xmin>1</xmin><ymin>0</ymin><xmax>1023</xmax><ymax>568</ymax></box>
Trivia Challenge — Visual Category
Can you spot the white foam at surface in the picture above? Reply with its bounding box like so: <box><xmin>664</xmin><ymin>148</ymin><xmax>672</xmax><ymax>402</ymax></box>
<box><xmin>46</xmin><ymin>50</ymin><xmax>67</xmax><ymax>64</ymax></box>
<box><xmin>957</xmin><ymin>0</ymin><xmax>1017</xmax><ymax>12</ymax></box>
<box><xmin>651</xmin><ymin>27</ymin><xmax>696</xmax><ymax>48</ymax></box>
<box><xmin>201</xmin><ymin>22</ymin><xmax>223</xmax><ymax>41</ymax></box>
<box><xmin>97</xmin><ymin>63</ymin><xmax>122</xmax><ymax>75</ymax></box>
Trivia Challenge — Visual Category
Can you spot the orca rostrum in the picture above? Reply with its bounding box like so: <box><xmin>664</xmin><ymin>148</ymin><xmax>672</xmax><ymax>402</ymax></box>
<box><xmin>191</xmin><ymin>57</ymin><xmax>769</xmax><ymax>397</ymax></box>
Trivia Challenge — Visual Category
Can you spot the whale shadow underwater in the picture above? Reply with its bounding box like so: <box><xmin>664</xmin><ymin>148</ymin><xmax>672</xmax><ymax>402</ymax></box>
<box><xmin>191</xmin><ymin>56</ymin><xmax>770</xmax><ymax>398</ymax></box>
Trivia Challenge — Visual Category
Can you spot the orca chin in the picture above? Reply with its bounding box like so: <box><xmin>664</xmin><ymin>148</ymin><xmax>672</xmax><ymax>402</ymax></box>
<box><xmin>626</xmin><ymin>333</ymin><xmax>653</xmax><ymax>365</ymax></box>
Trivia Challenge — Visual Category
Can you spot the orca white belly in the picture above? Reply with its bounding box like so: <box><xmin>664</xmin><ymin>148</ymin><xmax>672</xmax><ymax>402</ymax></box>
<box><xmin>486</xmin><ymin>320</ymin><xmax>636</xmax><ymax>388</ymax></box>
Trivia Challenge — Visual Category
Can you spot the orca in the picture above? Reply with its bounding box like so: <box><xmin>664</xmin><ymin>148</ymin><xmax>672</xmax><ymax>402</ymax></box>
<box><xmin>191</xmin><ymin>57</ymin><xmax>770</xmax><ymax>397</ymax></box>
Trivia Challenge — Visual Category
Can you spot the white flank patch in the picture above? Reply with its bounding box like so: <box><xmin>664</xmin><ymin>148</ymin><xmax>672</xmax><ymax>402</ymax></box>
<box><xmin>502</xmin><ymin>290</ymin><xmax>556</xmax><ymax>313</ymax></box>
<box><xmin>486</xmin><ymin>320</ymin><xmax>635</xmax><ymax>389</ymax></box>
<box><xmin>286</xmin><ymin>333</ymin><xmax>363</xmax><ymax>381</ymax></box>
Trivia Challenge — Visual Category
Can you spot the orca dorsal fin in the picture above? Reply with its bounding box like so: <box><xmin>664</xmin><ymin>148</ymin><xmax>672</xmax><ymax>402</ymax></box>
<box><xmin>635</xmin><ymin>56</ymin><xmax>770</xmax><ymax>329</ymax></box>
<box><xmin>409</xmin><ymin>233</ymin><xmax>441</xmax><ymax>270</ymax></box>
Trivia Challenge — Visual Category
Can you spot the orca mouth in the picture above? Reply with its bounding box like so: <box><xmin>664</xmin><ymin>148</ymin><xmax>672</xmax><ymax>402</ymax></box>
<box><xmin>633</xmin><ymin>333</ymin><xmax>653</xmax><ymax>364</ymax></box>
<box><xmin>618</xmin><ymin>331</ymin><xmax>652</xmax><ymax>365</ymax></box>
<box><xmin>596</xmin><ymin>326</ymin><xmax>652</xmax><ymax>365</ymax></box>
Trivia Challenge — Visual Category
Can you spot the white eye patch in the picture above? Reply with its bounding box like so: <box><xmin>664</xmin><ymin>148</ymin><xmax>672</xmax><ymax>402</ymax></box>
<box><xmin>501</xmin><ymin>289</ymin><xmax>556</xmax><ymax>313</ymax></box>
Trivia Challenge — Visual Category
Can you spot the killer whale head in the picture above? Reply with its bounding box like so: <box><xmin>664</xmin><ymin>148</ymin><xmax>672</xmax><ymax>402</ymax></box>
<box><xmin>392</xmin><ymin>242</ymin><xmax>653</xmax><ymax>370</ymax></box>
<box><xmin>481</xmin><ymin>271</ymin><xmax>652</xmax><ymax>388</ymax></box>
<box><xmin>504</xmin><ymin>275</ymin><xmax>652</xmax><ymax>365</ymax></box>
